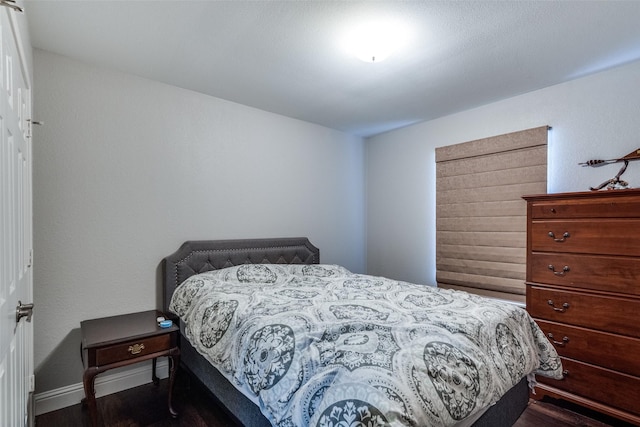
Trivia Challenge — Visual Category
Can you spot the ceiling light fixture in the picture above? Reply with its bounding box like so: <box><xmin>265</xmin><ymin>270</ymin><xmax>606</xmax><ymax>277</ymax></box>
<box><xmin>345</xmin><ymin>19</ymin><xmax>409</xmax><ymax>63</ymax></box>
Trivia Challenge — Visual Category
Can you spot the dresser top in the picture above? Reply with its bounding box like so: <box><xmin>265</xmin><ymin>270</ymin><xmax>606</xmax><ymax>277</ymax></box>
<box><xmin>523</xmin><ymin>188</ymin><xmax>640</xmax><ymax>202</ymax></box>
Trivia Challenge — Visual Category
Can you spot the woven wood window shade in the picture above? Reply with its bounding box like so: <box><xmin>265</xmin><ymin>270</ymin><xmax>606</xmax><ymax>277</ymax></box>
<box><xmin>435</xmin><ymin>126</ymin><xmax>548</xmax><ymax>303</ymax></box>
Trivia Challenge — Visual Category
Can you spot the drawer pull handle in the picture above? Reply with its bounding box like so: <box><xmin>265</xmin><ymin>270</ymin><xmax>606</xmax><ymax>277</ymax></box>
<box><xmin>547</xmin><ymin>333</ymin><xmax>569</xmax><ymax>347</ymax></box>
<box><xmin>547</xmin><ymin>300</ymin><xmax>570</xmax><ymax>312</ymax></box>
<box><xmin>128</xmin><ymin>343</ymin><xmax>145</xmax><ymax>355</ymax></box>
<box><xmin>562</xmin><ymin>369</ymin><xmax>569</xmax><ymax>378</ymax></box>
<box><xmin>548</xmin><ymin>264</ymin><xmax>570</xmax><ymax>276</ymax></box>
<box><xmin>548</xmin><ymin>231</ymin><xmax>570</xmax><ymax>242</ymax></box>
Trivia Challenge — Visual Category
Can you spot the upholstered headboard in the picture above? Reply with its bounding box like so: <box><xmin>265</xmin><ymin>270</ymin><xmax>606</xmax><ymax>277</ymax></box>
<box><xmin>162</xmin><ymin>237</ymin><xmax>320</xmax><ymax>313</ymax></box>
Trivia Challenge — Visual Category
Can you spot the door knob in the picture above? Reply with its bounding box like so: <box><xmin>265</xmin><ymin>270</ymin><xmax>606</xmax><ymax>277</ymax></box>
<box><xmin>16</xmin><ymin>301</ymin><xmax>34</xmax><ymax>323</ymax></box>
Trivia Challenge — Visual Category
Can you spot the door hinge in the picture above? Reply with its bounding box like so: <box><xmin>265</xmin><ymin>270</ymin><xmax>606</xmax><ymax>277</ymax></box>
<box><xmin>26</xmin><ymin>119</ymin><xmax>43</xmax><ymax>139</ymax></box>
<box><xmin>27</xmin><ymin>249</ymin><xmax>32</xmax><ymax>268</ymax></box>
<box><xmin>29</xmin><ymin>374</ymin><xmax>35</xmax><ymax>393</ymax></box>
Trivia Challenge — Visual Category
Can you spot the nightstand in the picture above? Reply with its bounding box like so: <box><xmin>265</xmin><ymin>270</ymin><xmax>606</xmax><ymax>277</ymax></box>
<box><xmin>81</xmin><ymin>310</ymin><xmax>180</xmax><ymax>426</ymax></box>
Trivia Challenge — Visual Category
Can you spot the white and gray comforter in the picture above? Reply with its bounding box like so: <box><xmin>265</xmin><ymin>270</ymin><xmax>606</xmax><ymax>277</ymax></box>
<box><xmin>169</xmin><ymin>264</ymin><xmax>562</xmax><ymax>427</ymax></box>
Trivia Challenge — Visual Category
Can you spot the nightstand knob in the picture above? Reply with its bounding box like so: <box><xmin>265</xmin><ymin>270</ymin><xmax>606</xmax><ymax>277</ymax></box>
<box><xmin>128</xmin><ymin>343</ymin><xmax>145</xmax><ymax>355</ymax></box>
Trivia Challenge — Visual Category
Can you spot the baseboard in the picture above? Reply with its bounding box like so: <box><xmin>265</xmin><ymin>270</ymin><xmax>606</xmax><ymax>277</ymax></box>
<box><xmin>34</xmin><ymin>359</ymin><xmax>169</xmax><ymax>416</ymax></box>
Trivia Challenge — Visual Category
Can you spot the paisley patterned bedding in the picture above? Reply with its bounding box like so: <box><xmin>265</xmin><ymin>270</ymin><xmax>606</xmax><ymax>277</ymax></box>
<box><xmin>169</xmin><ymin>264</ymin><xmax>562</xmax><ymax>427</ymax></box>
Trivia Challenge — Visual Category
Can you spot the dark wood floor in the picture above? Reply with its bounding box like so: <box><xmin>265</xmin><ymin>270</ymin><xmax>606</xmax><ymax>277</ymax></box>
<box><xmin>36</xmin><ymin>370</ymin><xmax>632</xmax><ymax>427</ymax></box>
<box><xmin>513</xmin><ymin>400</ymin><xmax>632</xmax><ymax>427</ymax></box>
<box><xmin>35</xmin><ymin>371</ymin><xmax>235</xmax><ymax>427</ymax></box>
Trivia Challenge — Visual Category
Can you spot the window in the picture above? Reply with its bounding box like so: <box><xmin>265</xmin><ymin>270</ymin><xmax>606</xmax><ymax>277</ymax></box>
<box><xmin>435</xmin><ymin>126</ymin><xmax>548</xmax><ymax>303</ymax></box>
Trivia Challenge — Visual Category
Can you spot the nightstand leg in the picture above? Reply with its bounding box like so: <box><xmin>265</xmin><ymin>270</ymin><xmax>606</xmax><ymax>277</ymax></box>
<box><xmin>168</xmin><ymin>349</ymin><xmax>180</xmax><ymax>418</ymax></box>
<box><xmin>152</xmin><ymin>357</ymin><xmax>159</xmax><ymax>385</ymax></box>
<box><xmin>83</xmin><ymin>367</ymin><xmax>100</xmax><ymax>427</ymax></box>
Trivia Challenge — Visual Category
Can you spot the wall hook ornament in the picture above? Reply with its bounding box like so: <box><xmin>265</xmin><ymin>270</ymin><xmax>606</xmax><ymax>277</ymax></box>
<box><xmin>580</xmin><ymin>148</ymin><xmax>640</xmax><ymax>191</ymax></box>
<box><xmin>0</xmin><ymin>0</ymin><xmax>22</xmax><ymax>13</ymax></box>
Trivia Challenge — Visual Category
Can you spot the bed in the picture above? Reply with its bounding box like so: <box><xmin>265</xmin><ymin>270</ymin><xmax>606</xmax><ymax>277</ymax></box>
<box><xmin>162</xmin><ymin>237</ymin><xmax>562</xmax><ymax>427</ymax></box>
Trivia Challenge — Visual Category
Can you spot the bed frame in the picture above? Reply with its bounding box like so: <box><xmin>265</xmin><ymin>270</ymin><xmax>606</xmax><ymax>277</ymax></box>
<box><xmin>162</xmin><ymin>237</ymin><xmax>529</xmax><ymax>427</ymax></box>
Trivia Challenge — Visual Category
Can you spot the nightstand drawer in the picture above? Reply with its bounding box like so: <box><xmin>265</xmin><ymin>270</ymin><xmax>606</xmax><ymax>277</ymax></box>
<box><xmin>538</xmin><ymin>358</ymin><xmax>640</xmax><ymax>416</ymax></box>
<box><xmin>527</xmin><ymin>286</ymin><xmax>640</xmax><ymax>337</ymax></box>
<box><xmin>95</xmin><ymin>334</ymin><xmax>171</xmax><ymax>366</ymax></box>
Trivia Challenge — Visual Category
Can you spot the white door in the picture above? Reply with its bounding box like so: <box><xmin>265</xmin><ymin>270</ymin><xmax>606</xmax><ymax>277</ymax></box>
<box><xmin>0</xmin><ymin>2</ymin><xmax>34</xmax><ymax>426</ymax></box>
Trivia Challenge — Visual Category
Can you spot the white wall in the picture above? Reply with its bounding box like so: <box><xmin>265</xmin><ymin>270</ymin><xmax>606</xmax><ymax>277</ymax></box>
<box><xmin>32</xmin><ymin>49</ymin><xmax>365</xmax><ymax>394</ymax></box>
<box><xmin>366</xmin><ymin>59</ymin><xmax>640</xmax><ymax>285</ymax></box>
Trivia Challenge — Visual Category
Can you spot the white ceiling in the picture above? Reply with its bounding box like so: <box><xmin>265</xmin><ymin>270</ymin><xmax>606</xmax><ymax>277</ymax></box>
<box><xmin>25</xmin><ymin>0</ymin><xmax>640</xmax><ymax>137</ymax></box>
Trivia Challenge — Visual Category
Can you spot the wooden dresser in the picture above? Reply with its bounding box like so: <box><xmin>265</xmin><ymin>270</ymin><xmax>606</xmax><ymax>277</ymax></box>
<box><xmin>523</xmin><ymin>189</ymin><xmax>640</xmax><ymax>425</ymax></box>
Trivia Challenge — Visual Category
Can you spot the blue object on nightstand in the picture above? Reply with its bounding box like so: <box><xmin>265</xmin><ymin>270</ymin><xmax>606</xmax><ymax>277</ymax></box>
<box><xmin>159</xmin><ymin>319</ymin><xmax>173</xmax><ymax>328</ymax></box>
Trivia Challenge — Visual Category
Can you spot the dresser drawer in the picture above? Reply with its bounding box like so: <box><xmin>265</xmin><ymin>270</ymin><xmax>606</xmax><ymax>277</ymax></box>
<box><xmin>529</xmin><ymin>196</ymin><xmax>640</xmax><ymax>219</ymax></box>
<box><xmin>530</xmin><ymin>219</ymin><xmax>640</xmax><ymax>256</ymax></box>
<box><xmin>529</xmin><ymin>253</ymin><xmax>640</xmax><ymax>295</ymax></box>
<box><xmin>537</xmin><ymin>358</ymin><xmax>640</xmax><ymax>416</ymax></box>
<box><xmin>527</xmin><ymin>286</ymin><xmax>640</xmax><ymax>338</ymax></box>
<box><xmin>95</xmin><ymin>334</ymin><xmax>171</xmax><ymax>366</ymax></box>
<box><xmin>535</xmin><ymin>319</ymin><xmax>640</xmax><ymax>377</ymax></box>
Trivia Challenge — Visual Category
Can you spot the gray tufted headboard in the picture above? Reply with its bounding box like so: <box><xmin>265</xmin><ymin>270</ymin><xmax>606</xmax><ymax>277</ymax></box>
<box><xmin>162</xmin><ymin>237</ymin><xmax>319</xmax><ymax>313</ymax></box>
